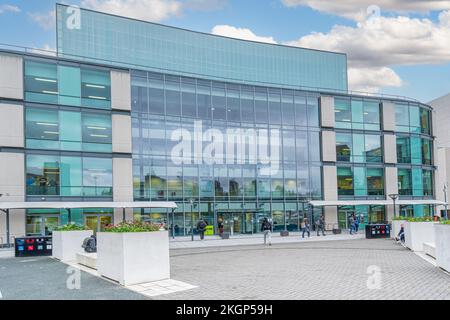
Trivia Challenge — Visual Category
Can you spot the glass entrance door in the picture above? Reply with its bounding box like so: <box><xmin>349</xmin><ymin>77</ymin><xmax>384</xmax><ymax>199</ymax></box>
<box><xmin>217</xmin><ymin>212</ymin><xmax>254</xmax><ymax>235</ymax></box>
<box><xmin>338</xmin><ymin>207</ymin><xmax>355</xmax><ymax>231</ymax></box>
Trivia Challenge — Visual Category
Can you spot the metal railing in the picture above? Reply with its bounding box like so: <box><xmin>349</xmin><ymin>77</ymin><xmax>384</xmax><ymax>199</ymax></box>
<box><xmin>0</xmin><ymin>42</ymin><xmax>424</xmax><ymax>104</ymax></box>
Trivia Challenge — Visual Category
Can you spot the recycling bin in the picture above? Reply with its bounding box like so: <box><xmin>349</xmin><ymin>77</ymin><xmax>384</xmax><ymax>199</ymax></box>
<box><xmin>365</xmin><ymin>224</ymin><xmax>390</xmax><ymax>239</ymax></box>
<box><xmin>15</xmin><ymin>236</ymin><xmax>52</xmax><ymax>257</ymax></box>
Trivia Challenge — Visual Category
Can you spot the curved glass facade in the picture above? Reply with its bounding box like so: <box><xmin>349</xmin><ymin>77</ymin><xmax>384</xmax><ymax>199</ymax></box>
<box><xmin>131</xmin><ymin>70</ymin><xmax>323</xmax><ymax>235</ymax></box>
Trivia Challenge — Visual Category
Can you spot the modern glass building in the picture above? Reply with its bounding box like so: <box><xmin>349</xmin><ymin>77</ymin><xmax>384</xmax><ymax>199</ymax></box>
<box><xmin>0</xmin><ymin>4</ymin><xmax>440</xmax><ymax>243</ymax></box>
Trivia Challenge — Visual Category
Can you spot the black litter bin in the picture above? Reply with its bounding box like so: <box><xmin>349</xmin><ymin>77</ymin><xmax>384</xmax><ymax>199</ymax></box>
<box><xmin>15</xmin><ymin>236</ymin><xmax>52</xmax><ymax>257</ymax></box>
<box><xmin>365</xmin><ymin>224</ymin><xmax>390</xmax><ymax>239</ymax></box>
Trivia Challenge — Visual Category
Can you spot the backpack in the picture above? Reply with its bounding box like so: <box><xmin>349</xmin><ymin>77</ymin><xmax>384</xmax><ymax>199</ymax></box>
<box><xmin>82</xmin><ymin>236</ymin><xmax>97</xmax><ymax>253</ymax></box>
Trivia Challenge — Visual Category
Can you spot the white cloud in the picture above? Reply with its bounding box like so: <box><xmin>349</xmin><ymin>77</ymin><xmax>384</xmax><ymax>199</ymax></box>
<box><xmin>211</xmin><ymin>25</ymin><xmax>277</xmax><ymax>44</ymax></box>
<box><xmin>28</xmin><ymin>10</ymin><xmax>56</xmax><ymax>31</ymax></box>
<box><xmin>81</xmin><ymin>0</ymin><xmax>183</xmax><ymax>22</ymax></box>
<box><xmin>0</xmin><ymin>4</ymin><xmax>20</xmax><ymax>14</ymax></box>
<box><xmin>281</xmin><ymin>0</ymin><xmax>450</xmax><ymax>21</ymax></box>
<box><xmin>285</xmin><ymin>12</ymin><xmax>450</xmax><ymax>92</ymax></box>
<box><xmin>348</xmin><ymin>67</ymin><xmax>403</xmax><ymax>93</ymax></box>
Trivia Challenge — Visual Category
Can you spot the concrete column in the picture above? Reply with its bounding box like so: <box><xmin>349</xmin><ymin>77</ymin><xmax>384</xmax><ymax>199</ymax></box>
<box><xmin>113</xmin><ymin>157</ymin><xmax>134</xmax><ymax>222</ymax></box>
<box><xmin>383</xmin><ymin>134</ymin><xmax>397</xmax><ymax>164</ymax></box>
<box><xmin>324</xmin><ymin>206</ymin><xmax>338</xmax><ymax>230</ymax></box>
<box><xmin>321</xmin><ymin>130</ymin><xmax>336</xmax><ymax>162</ymax></box>
<box><xmin>382</xmin><ymin>101</ymin><xmax>396</xmax><ymax>131</ymax></box>
<box><xmin>385</xmin><ymin>166</ymin><xmax>399</xmax><ymax>220</ymax></box>
<box><xmin>0</xmin><ymin>153</ymin><xmax>26</xmax><ymax>244</ymax></box>
<box><xmin>0</xmin><ymin>103</ymin><xmax>24</xmax><ymax>148</ymax></box>
<box><xmin>323</xmin><ymin>165</ymin><xmax>337</xmax><ymax>201</ymax></box>
<box><xmin>0</xmin><ymin>53</ymin><xmax>23</xmax><ymax>100</ymax></box>
<box><xmin>112</xmin><ymin>114</ymin><xmax>132</xmax><ymax>154</ymax></box>
<box><xmin>111</xmin><ymin>70</ymin><xmax>131</xmax><ymax>111</ymax></box>
<box><xmin>320</xmin><ymin>96</ymin><xmax>335</xmax><ymax>128</ymax></box>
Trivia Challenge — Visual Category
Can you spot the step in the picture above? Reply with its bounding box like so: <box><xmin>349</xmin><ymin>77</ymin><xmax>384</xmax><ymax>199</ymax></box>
<box><xmin>423</xmin><ymin>242</ymin><xmax>436</xmax><ymax>259</ymax></box>
<box><xmin>76</xmin><ymin>252</ymin><xmax>97</xmax><ymax>270</ymax></box>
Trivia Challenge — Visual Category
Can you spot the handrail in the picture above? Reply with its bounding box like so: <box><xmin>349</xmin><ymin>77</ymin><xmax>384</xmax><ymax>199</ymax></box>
<box><xmin>0</xmin><ymin>42</ymin><xmax>424</xmax><ymax>104</ymax></box>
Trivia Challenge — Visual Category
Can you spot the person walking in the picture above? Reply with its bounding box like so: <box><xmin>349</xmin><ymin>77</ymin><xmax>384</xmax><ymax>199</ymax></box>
<box><xmin>301</xmin><ymin>217</ymin><xmax>310</xmax><ymax>238</ymax></box>
<box><xmin>349</xmin><ymin>214</ymin><xmax>356</xmax><ymax>235</ymax></box>
<box><xmin>354</xmin><ymin>214</ymin><xmax>360</xmax><ymax>233</ymax></box>
<box><xmin>261</xmin><ymin>217</ymin><xmax>272</xmax><ymax>246</ymax></box>
<box><xmin>316</xmin><ymin>214</ymin><xmax>326</xmax><ymax>236</ymax></box>
<box><xmin>197</xmin><ymin>218</ymin><xmax>207</xmax><ymax>240</ymax></box>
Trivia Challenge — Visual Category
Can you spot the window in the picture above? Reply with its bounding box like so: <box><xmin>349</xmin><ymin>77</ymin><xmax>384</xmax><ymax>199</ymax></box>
<box><xmin>423</xmin><ymin>170</ymin><xmax>433</xmax><ymax>196</ymax></box>
<box><xmin>335</xmin><ymin>98</ymin><xmax>380</xmax><ymax>130</ymax></box>
<box><xmin>182</xmin><ymin>78</ymin><xmax>197</xmax><ymax>118</ymax></box>
<box><xmin>25</xmin><ymin>60</ymin><xmax>58</xmax><ymax>104</ymax></box>
<box><xmin>396</xmin><ymin>137</ymin><xmax>411</xmax><ymax>163</ymax></box>
<box><xmin>337</xmin><ymin>167</ymin><xmax>353</xmax><ymax>196</ymax></box>
<box><xmin>25</xmin><ymin>107</ymin><xmax>112</xmax><ymax>152</ymax></box>
<box><xmin>26</xmin><ymin>155</ymin><xmax>112</xmax><ymax>197</ymax></box>
<box><xmin>367</xmin><ymin>168</ymin><xmax>384</xmax><ymax>195</ymax></box>
<box><xmin>398</xmin><ymin>169</ymin><xmax>412</xmax><ymax>195</ymax></box>
<box><xmin>420</xmin><ymin>109</ymin><xmax>431</xmax><ymax>135</ymax></box>
<box><xmin>422</xmin><ymin>139</ymin><xmax>432</xmax><ymax>165</ymax></box>
<box><xmin>395</xmin><ymin>104</ymin><xmax>432</xmax><ymax>135</ymax></box>
<box><xmin>81</xmin><ymin>68</ymin><xmax>111</xmax><ymax>109</ymax></box>
<box><xmin>24</xmin><ymin>59</ymin><xmax>111</xmax><ymax>109</ymax></box>
<box><xmin>336</xmin><ymin>133</ymin><xmax>382</xmax><ymax>163</ymax></box>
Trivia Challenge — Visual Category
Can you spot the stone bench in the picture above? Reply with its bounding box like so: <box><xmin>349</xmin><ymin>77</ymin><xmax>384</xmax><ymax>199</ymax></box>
<box><xmin>423</xmin><ymin>242</ymin><xmax>436</xmax><ymax>259</ymax></box>
<box><xmin>76</xmin><ymin>252</ymin><xmax>97</xmax><ymax>270</ymax></box>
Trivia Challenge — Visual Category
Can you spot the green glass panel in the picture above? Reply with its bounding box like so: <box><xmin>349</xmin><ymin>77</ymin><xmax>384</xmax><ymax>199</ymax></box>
<box><xmin>410</xmin><ymin>136</ymin><xmax>422</xmax><ymax>164</ymax></box>
<box><xmin>336</xmin><ymin>133</ymin><xmax>352</xmax><ymax>162</ymax></box>
<box><xmin>60</xmin><ymin>156</ymin><xmax>82</xmax><ymax>196</ymax></box>
<box><xmin>395</xmin><ymin>104</ymin><xmax>409</xmax><ymax>132</ymax></box>
<box><xmin>353</xmin><ymin>167</ymin><xmax>367</xmax><ymax>196</ymax></box>
<box><xmin>398</xmin><ymin>169</ymin><xmax>412</xmax><ymax>195</ymax></box>
<box><xmin>367</xmin><ymin>168</ymin><xmax>384</xmax><ymax>195</ymax></box>
<box><xmin>83</xmin><ymin>157</ymin><xmax>113</xmax><ymax>197</ymax></box>
<box><xmin>352</xmin><ymin>134</ymin><xmax>365</xmax><ymax>163</ymax></box>
<box><xmin>412</xmin><ymin>168</ymin><xmax>423</xmax><ymax>196</ymax></box>
<box><xmin>60</xmin><ymin>111</ymin><xmax>82</xmax><ymax>151</ymax></box>
<box><xmin>363</xmin><ymin>101</ymin><xmax>380</xmax><ymax>128</ymax></box>
<box><xmin>24</xmin><ymin>60</ymin><xmax>58</xmax><ymax>104</ymax></box>
<box><xmin>365</xmin><ymin>135</ymin><xmax>382</xmax><ymax>163</ymax></box>
<box><xmin>351</xmin><ymin>100</ymin><xmax>363</xmax><ymax>129</ymax></box>
<box><xmin>420</xmin><ymin>108</ymin><xmax>431</xmax><ymax>135</ymax></box>
<box><xmin>396</xmin><ymin>137</ymin><xmax>411</xmax><ymax>163</ymax></box>
<box><xmin>26</xmin><ymin>155</ymin><xmax>60</xmax><ymax>196</ymax></box>
<box><xmin>81</xmin><ymin>68</ymin><xmax>111</xmax><ymax>109</ymax></box>
<box><xmin>409</xmin><ymin>106</ymin><xmax>421</xmax><ymax>133</ymax></box>
<box><xmin>58</xmin><ymin>65</ymin><xmax>81</xmax><ymax>106</ymax></box>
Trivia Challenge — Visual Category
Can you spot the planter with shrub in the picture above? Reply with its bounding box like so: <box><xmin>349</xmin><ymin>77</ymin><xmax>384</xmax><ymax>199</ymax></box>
<box><xmin>97</xmin><ymin>221</ymin><xmax>170</xmax><ymax>286</ymax></box>
<box><xmin>435</xmin><ymin>220</ymin><xmax>450</xmax><ymax>272</ymax></box>
<box><xmin>404</xmin><ymin>217</ymin><xmax>436</xmax><ymax>251</ymax></box>
<box><xmin>52</xmin><ymin>224</ymin><xmax>93</xmax><ymax>262</ymax></box>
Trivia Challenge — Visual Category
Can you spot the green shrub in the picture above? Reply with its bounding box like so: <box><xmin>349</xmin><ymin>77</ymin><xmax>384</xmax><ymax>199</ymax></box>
<box><xmin>104</xmin><ymin>220</ymin><xmax>163</xmax><ymax>233</ymax></box>
<box><xmin>392</xmin><ymin>216</ymin><xmax>408</xmax><ymax>221</ymax></box>
<box><xmin>406</xmin><ymin>216</ymin><xmax>433</xmax><ymax>222</ymax></box>
<box><xmin>54</xmin><ymin>223</ymin><xmax>89</xmax><ymax>231</ymax></box>
<box><xmin>440</xmin><ymin>220</ymin><xmax>450</xmax><ymax>225</ymax></box>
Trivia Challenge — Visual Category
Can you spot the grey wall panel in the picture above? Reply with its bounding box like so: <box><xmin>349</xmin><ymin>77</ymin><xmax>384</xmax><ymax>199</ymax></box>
<box><xmin>111</xmin><ymin>70</ymin><xmax>131</xmax><ymax>111</ymax></box>
<box><xmin>383</xmin><ymin>134</ymin><xmax>397</xmax><ymax>164</ymax></box>
<box><xmin>322</xmin><ymin>130</ymin><xmax>336</xmax><ymax>162</ymax></box>
<box><xmin>0</xmin><ymin>53</ymin><xmax>23</xmax><ymax>100</ymax></box>
<box><xmin>112</xmin><ymin>114</ymin><xmax>132</xmax><ymax>154</ymax></box>
<box><xmin>320</xmin><ymin>96</ymin><xmax>335</xmax><ymax>128</ymax></box>
<box><xmin>382</xmin><ymin>101</ymin><xmax>395</xmax><ymax>132</ymax></box>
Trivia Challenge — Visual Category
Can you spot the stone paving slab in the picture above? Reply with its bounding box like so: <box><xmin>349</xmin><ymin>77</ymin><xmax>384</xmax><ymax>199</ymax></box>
<box><xmin>159</xmin><ymin>238</ymin><xmax>450</xmax><ymax>300</ymax></box>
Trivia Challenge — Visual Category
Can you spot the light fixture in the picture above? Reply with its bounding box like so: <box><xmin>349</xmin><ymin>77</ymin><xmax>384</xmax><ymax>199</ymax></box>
<box><xmin>87</xmin><ymin>126</ymin><xmax>107</xmax><ymax>130</ymax></box>
<box><xmin>35</xmin><ymin>78</ymin><xmax>56</xmax><ymax>83</ymax></box>
<box><xmin>44</xmin><ymin>131</ymin><xmax>59</xmax><ymax>135</ymax></box>
<box><xmin>88</xmin><ymin>95</ymin><xmax>107</xmax><ymax>100</ymax></box>
<box><xmin>85</xmin><ymin>84</ymin><xmax>106</xmax><ymax>89</ymax></box>
<box><xmin>42</xmin><ymin>90</ymin><xmax>59</xmax><ymax>95</ymax></box>
<box><xmin>90</xmin><ymin>134</ymin><xmax>109</xmax><ymax>138</ymax></box>
<box><xmin>36</xmin><ymin>122</ymin><xmax>58</xmax><ymax>126</ymax></box>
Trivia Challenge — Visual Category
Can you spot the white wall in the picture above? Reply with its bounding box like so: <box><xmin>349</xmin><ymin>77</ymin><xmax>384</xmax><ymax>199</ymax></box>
<box><xmin>321</xmin><ymin>130</ymin><xmax>336</xmax><ymax>162</ymax></box>
<box><xmin>0</xmin><ymin>103</ymin><xmax>24</xmax><ymax>148</ymax></box>
<box><xmin>382</xmin><ymin>101</ymin><xmax>396</xmax><ymax>131</ymax></box>
<box><xmin>112</xmin><ymin>114</ymin><xmax>132</xmax><ymax>153</ymax></box>
<box><xmin>111</xmin><ymin>70</ymin><xmax>131</xmax><ymax>111</ymax></box>
<box><xmin>0</xmin><ymin>53</ymin><xmax>23</xmax><ymax>100</ymax></box>
<box><xmin>320</xmin><ymin>96</ymin><xmax>335</xmax><ymax>128</ymax></box>
<box><xmin>383</xmin><ymin>134</ymin><xmax>397</xmax><ymax>164</ymax></box>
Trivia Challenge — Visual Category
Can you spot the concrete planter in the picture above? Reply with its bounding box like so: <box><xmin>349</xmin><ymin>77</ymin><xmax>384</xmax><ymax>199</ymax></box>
<box><xmin>434</xmin><ymin>224</ymin><xmax>450</xmax><ymax>272</ymax></box>
<box><xmin>52</xmin><ymin>230</ymin><xmax>93</xmax><ymax>262</ymax></box>
<box><xmin>391</xmin><ymin>220</ymin><xmax>407</xmax><ymax>239</ymax></box>
<box><xmin>404</xmin><ymin>221</ymin><xmax>436</xmax><ymax>251</ymax></box>
<box><xmin>97</xmin><ymin>231</ymin><xmax>170</xmax><ymax>286</ymax></box>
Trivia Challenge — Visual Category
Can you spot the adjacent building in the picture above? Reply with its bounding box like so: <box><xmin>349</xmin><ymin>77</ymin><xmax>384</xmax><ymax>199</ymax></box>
<box><xmin>0</xmin><ymin>4</ymin><xmax>441</xmax><ymax>243</ymax></box>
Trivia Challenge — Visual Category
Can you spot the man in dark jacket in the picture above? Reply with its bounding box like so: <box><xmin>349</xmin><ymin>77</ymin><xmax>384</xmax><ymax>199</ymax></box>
<box><xmin>197</xmin><ymin>219</ymin><xmax>207</xmax><ymax>240</ymax></box>
<box><xmin>261</xmin><ymin>218</ymin><xmax>272</xmax><ymax>246</ymax></box>
<box><xmin>316</xmin><ymin>214</ymin><xmax>326</xmax><ymax>236</ymax></box>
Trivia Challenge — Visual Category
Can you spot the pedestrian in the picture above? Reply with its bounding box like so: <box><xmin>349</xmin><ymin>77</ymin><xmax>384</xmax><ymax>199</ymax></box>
<box><xmin>301</xmin><ymin>217</ymin><xmax>310</xmax><ymax>238</ymax></box>
<box><xmin>217</xmin><ymin>218</ymin><xmax>224</xmax><ymax>236</ymax></box>
<box><xmin>261</xmin><ymin>217</ymin><xmax>272</xmax><ymax>245</ymax></box>
<box><xmin>395</xmin><ymin>224</ymin><xmax>405</xmax><ymax>244</ymax></box>
<box><xmin>316</xmin><ymin>214</ymin><xmax>326</xmax><ymax>236</ymax></box>
<box><xmin>354</xmin><ymin>214</ymin><xmax>360</xmax><ymax>233</ymax></box>
<box><xmin>349</xmin><ymin>214</ymin><xmax>356</xmax><ymax>235</ymax></box>
<box><xmin>197</xmin><ymin>218</ymin><xmax>207</xmax><ymax>240</ymax></box>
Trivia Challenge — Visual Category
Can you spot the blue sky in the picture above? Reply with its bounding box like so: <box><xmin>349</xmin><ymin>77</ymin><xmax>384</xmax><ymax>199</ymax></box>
<box><xmin>1</xmin><ymin>0</ymin><xmax>450</xmax><ymax>102</ymax></box>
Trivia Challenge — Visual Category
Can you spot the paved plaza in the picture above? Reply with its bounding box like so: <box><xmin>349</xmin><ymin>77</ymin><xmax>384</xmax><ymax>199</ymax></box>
<box><xmin>0</xmin><ymin>237</ymin><xmax>449</xmax><ymax>300</ymax></box>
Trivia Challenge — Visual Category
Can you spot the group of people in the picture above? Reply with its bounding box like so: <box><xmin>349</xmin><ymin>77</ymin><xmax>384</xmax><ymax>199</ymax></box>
<box><xmin>348</xmin><ymin>213</ymin><xmax>363</xmax><ymax>235</ymax></box>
